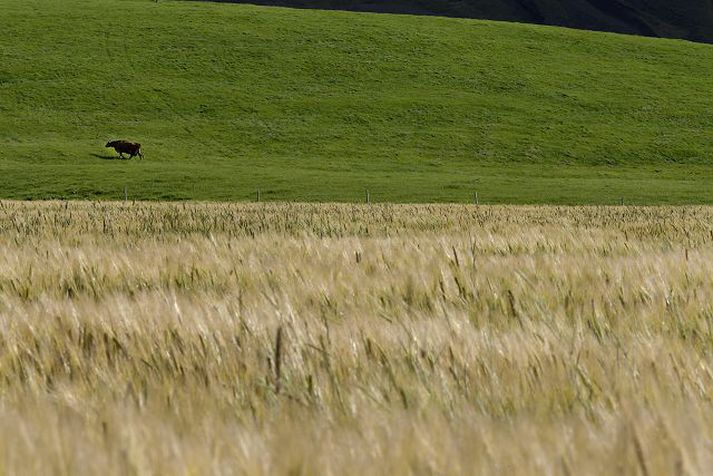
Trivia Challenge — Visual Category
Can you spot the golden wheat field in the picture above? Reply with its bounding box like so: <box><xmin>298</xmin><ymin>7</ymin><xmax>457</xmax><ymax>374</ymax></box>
<box><xmin>0</xmin><ymin>201</ymin><xmax>712</xmax><ymax>475</ymax></box>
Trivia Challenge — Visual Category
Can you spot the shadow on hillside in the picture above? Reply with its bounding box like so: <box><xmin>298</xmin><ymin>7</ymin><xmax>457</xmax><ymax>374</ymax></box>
<box><xmin>90</xmin><ymin>153</ymin><xmax>122</xmax><ymax>161</ymax></box>
<box><xmin>193</xmin><ymin>0</ymin><xmax>712</xmax><ymax>43</ymax></box>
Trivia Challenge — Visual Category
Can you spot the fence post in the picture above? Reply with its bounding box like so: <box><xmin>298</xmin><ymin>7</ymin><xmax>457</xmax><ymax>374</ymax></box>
<box><xmin>366</xmin><ymin>189</ymin><xmax>370</xmax><ymax>204</ymax></box>
<box><xmin>474</xmin><ymin>192</ymin><xmax>479</xmax><ymax>205</ymax></box>
<box><xmin>124</xmin><ymin>186</ymin><xmax>128</xmax><ymax>202</ymax></box>
<box><xmin>256</xmin><ymin>189</ymin><xmax>261</xmax><ymax>202</ymax></box>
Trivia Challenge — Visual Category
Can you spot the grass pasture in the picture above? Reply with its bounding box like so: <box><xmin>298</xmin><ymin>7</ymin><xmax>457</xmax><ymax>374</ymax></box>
<box><xmin>1</xmin><ymin>0</ymin><xmax>713</xmax><ymax>203</ymax></box>
<box><xmin>0</xmin><ymin>201</ymin><xmax>712</xmax><ymax>473</ymax></box>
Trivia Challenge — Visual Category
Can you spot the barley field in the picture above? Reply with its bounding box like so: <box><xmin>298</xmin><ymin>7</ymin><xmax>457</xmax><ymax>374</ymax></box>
<box><xmin>0</xmin><ymin>201</ymin><xmax>712</xmax><ymax>475</ymax></box>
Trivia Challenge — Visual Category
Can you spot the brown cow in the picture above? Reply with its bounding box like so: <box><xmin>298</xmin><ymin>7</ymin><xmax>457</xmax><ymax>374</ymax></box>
<box><xmin>106</xmin><ymin>140</ymin><xmax>144</xmax><ymax>160</ymax></box>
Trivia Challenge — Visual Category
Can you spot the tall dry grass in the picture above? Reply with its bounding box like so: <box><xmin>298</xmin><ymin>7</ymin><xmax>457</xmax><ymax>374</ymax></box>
<box><xmin>0</xmin><ymin>201</ymin><xmax>712</xmax><ymax>475</ymax></box>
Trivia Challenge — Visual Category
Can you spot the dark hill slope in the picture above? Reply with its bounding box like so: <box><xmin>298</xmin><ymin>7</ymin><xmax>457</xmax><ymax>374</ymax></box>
<box><xmin>206</xmin><ymin>0</ymin><xmax>713</xmax><ymax>42</ymax></box>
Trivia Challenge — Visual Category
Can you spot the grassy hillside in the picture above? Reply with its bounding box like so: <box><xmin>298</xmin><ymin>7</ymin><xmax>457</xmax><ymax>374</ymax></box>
<box><xmin>1</xmin><ymin>0</ymin><xmax>712</xmax><ymax>203</ymax></box>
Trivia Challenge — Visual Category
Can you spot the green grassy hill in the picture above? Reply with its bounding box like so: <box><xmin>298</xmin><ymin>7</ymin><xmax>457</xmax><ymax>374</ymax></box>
<box><xmin>1</xmin><ymin>0</ymin><xmax>712</xmax><ymax>204</ymax></box>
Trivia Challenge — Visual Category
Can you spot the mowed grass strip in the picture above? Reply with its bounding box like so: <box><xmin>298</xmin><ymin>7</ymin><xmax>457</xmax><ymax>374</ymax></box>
<box><xmin>0</xmin><ymin>202</ymin><xmax>712</xmax><ymax>473</ymax></box>
<box><xmin>1</xmin><ymin>0</ymin><xmax>712</xmax><ymax>203</ymax></box>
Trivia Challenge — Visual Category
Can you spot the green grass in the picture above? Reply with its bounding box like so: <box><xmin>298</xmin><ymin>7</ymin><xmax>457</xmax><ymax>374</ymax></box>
<box><xmin>1</xmin><ymin>0</ymin><xmax>712</xmax><ymax>203</ymax></box>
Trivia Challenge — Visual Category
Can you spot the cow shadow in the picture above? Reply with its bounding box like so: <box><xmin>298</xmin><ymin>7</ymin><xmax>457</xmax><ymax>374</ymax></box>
<box><xmin>90</xmin><ymin>153</ymin><xmax>122</xmax><ymax>161</ymax></box>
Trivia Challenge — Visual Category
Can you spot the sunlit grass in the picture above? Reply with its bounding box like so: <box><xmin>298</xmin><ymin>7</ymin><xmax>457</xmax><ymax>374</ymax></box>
<box><xmin>3</xmin><ymin>0</ymin><xmax>713</xmax><ymax>203</ymax></box>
